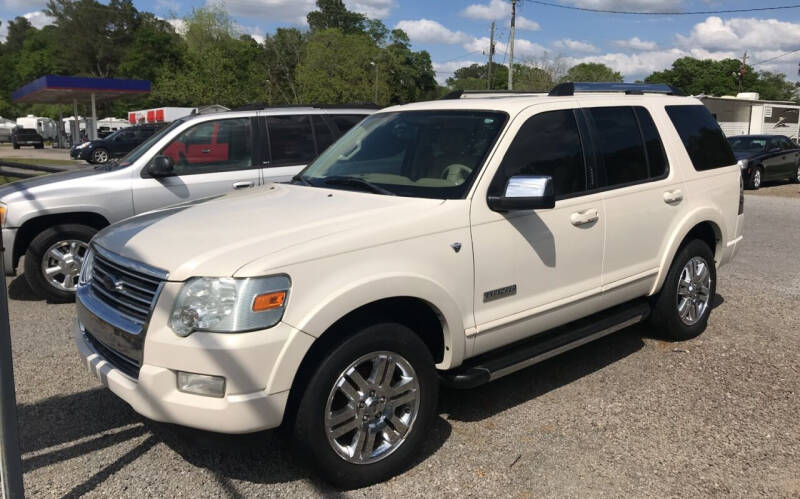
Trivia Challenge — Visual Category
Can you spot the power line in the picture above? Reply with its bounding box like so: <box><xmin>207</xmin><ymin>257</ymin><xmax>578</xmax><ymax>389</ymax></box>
<box><xmin>527</xmin><ymin>0</ymin><xmax>800</xmax><ymax>15</ymax></box>
<box><xmin>751</xmin><ymin>48</ymin><xmax>800</xmax><ymax>67</ymax></box>
<box><xmin>439</xmin><ymin>50</ymin><xmax>483</xmax><ymax>64</ymax></box>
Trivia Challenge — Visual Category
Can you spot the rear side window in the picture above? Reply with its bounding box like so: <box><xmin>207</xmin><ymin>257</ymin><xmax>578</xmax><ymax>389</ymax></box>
<box><xmin>666</xmin><ymin>105</ymin><xmax>735</xmax><ymax>170</ymax></box>
<box><xmin>491</xmin><ymin>109</ymin><xmax>586</xmax><ymax>197</ymax></box>
<box><xmin>268</xmin><ymin>115</ymin><xmax>316</xmax><ymax>165</ymax></box>
<box><xmin>330</xmin><ymin>114</ymin><xmax>365</xmax><ymax>134</ymax></box>
<box><xmin>312</xmin><ymin>115</ymin><xmax>335</xmax><ymax>153</ymax></box>
<box><xmin>588</xmin><ymin>106</ymin><xmax>649</xmax><ymax>186</ymax></box>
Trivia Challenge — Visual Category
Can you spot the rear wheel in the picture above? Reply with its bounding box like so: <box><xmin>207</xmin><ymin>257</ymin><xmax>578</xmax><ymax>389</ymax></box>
<box><xmin>793</xmin><ymin>161</ymin><xmax>800</xmax><ymax>183</ymax></box>
<box><xmin>24</xmin><ymin>224</ymin><xmax>97</xmax><ymax>302</ymax></box>
<box><xmin>649</xmin><ymin>239</ymin><xmax>716</xmax><ymax>341</ymax></box>
<box><xmin>294</xmin><ymin>322</ymin><xmax>438</xmax><ymax>489</ymax></box>
<box><xmin>748</xmin><ymin>166</ymin><xmax>763</xmax><ymax>190</ymax></box>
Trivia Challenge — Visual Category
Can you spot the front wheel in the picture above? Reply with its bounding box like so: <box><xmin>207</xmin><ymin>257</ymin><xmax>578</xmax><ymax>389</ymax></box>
<box><xmin>91</xmin><ymin>148</ymin><xmax>109</xmax><ymax>164</ymax></box>
<box><xmin>24</xmin><ymin>224</ymin><xmax>97</xmax><ymax>302</ymax></box>
<box><xmin>792</xmin><ymin>162</ymin><xmax>800</xmax><ymax>183</ymax></box>
<box><xmin>748</xmin><ymin>166</ymin><xmax>763</xmax><ymax>190</ymax></box>
<box><xmin>649</xmin><ymin>239</ymin><xmax>717</xmax><ymax>341</ymax></box>
<box><xmin>294</xmin><ymin>322</ymin><xmax>438</xmax><ymax>489</ymax></box>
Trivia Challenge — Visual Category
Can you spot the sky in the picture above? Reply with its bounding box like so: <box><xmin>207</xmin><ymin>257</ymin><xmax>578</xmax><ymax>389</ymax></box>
<box><xmin>3</xmin><ymin>0</ymin><xmax>800</xmax><ymax>84</ymax></box>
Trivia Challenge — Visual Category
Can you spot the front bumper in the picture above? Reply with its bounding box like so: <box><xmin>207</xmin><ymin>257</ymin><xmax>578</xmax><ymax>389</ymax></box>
<box><xmin>2</xmin><ymin>228</ymin><xmax>17</xmax><ymax>275</ymax></box>
<box><xmin>74</xmin><ymin>286</ymin><xmax>315</xmax><ymax>433</ymax></box>
<box><xmin>70</xmin><ymin>148</ymin><xmax>91</xmax><ymax>160</ymax></box>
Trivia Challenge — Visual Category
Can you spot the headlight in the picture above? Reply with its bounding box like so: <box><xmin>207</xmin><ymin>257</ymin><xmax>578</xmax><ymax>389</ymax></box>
<box><xmin>0</xmin><ymin>203</ymin><xmax>6</xmax><ymax>229</ymax></box>
<box><xmin>78</xmin><ymin>248</ymin><xmax>95</xmax><ymax>285</ymax></box>
<box><xmin>169</xmin><ymin>275</ymin><xmax>290</xmax><ymax>336</ymax></box>
<box><xmin>76</xmin><ymin>142</ymin><xmax>90</xmax><ymax>149</ymax></box>
<box><xmin>736</xmin><ymin>159</ymin><xmax>748</xmax><ymax>169</ymax></box>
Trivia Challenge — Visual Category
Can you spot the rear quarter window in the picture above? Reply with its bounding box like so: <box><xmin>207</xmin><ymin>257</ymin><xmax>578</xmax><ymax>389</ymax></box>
<box><xmin>665</xmin><ymin>105</ymin><xmax>736</xmax><ymax>171</ymax></box>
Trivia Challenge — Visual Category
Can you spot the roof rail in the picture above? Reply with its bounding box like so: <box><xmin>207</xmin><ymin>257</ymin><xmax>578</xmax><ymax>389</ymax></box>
<box><xmin>230</xmin><ymin>102</ymin><xmax>381</xmax><ymax>111</ymax></box>
<box><xmin>440</xmin><ymin>89</ymin><xmax>545</xmax><ymax>100</ymax></box>
<box><xmin>548</xmin><ymin>82</ymin><xmax>685</xmax><ymax>97</ymax></box>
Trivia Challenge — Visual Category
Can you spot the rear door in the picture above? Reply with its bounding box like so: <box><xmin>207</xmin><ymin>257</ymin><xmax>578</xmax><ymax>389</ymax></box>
<box><xmin>131</xmin><ymin>116</ymin><xmax>261</xmax><ymax>214</ymax></box>
<box><xmin>261</xmin><ymin>114</ymin><xmax>318</xmax><ymax>183</ymax></box>
<box><xmin>778</xmin><ymin>136</ymin><xmax>800</xmax><ymax>178</ymax></box>
<box><xmin>763</xmin><ymin>137</ymin><xmax>788</xmax><ymax>181</ymax></box>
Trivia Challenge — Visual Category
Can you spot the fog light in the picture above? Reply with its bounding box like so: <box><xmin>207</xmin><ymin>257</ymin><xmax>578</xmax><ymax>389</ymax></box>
<box><xmin>177</xmin><ymin>371</ymin><xmax>225</xmax><ymax>398</ymax></box>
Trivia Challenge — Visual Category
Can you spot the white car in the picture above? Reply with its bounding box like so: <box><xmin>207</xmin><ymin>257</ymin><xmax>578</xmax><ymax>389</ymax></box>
<box><xmin>74</xmin><ymin>83</ymin><xmax>743</xmax><ymax>488</ymax></box>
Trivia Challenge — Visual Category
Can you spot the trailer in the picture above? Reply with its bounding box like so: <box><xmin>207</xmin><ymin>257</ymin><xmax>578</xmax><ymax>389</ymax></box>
<box><xmin>699</xmin><ymin>93</ymin><xmax>800</xmax><ymax>142</ymax></box>
<box><xmin>15</xmin><ymin>115</ymin><xmax>57</xmax><ymax>140</ymax></box>
<box><xmin>127</xmin><ymin>107</ymin><xmax>195</xmax><ymax>124</ymax></box>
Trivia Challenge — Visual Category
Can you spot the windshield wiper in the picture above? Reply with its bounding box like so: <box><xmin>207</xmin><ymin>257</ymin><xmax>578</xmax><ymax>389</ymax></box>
<box><xmin>291</xmin><ymin>174</ymin><xmax>312</xmax><ymax>186</ymax></box>
<box><xmin>320</xmin><ymin>176</ymin><xmax>396</xmax><ymax>196</ymax></box>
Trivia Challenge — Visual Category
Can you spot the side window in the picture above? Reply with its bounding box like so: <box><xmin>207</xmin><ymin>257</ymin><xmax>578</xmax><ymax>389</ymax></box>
<box><xmin>778</xmin><ymin>137</ymin><xmax>794</xmax><ymax>150</ymax></box>
<box><xmin>157</xmin><ymin>118</ymin><xmax>253</xmax><ymax>175</ymax></box>
<box><xmin>665</xmin><ymin>105</ymin><xmax>736</xmax><ymax>171</ymax></box>
<box><xmin>330</xmin><ymin>114</ymin><xmax>365</xmax><ymax>134</ymax></box>
<box><xmin>587</xmin><ymin>106</ymin><xmax>648</xmax><ymax>187</ymax></box>
<box><xmin>490</xmin><ymin>109</ymin><xmax>587</xmax><ymax>197</ymax></box>
<box><xmin>635</xmin><ymin>107</ymin><xmax>668</xmax><ymax>179</ymax></box>
<box><xmin>268</xmin><ymin>115</ymin><xmax>315</xmax><ymax>165</ymax></box>
<box><xmin>312</xmin><ymin>115</ymin><xmax>335</xmax><ymax>153</ymax></box>
<box><xmin>768</xmin><ymin>137</ymin><xmax>782</xmax><ymax>151</ymax></box>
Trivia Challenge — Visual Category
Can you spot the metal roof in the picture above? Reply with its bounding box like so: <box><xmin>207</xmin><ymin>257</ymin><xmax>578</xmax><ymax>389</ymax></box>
<box><xmin>11</xmin><ymin>75</ymin><xmax>150</xmax><ymax>104</ymax></box>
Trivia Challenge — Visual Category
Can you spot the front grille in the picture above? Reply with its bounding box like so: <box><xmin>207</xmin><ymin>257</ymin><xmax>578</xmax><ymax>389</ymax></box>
<box><xmin>90</xmin><ymin>249</ymin><xmax>164</xmax><ymax>326</ymax></box>
<box><xmin>84</xmin><ymin>331</ymin><xmax>141</xmax><ymax>379</ymax></box>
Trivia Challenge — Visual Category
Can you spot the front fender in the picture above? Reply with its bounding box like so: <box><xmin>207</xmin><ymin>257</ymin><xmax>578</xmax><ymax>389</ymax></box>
<box><xmin>282</xmin><ymin>273</ymin><xmax>467</xmax><ymax>370</ymax></box>
<box><xmin>649</xmin><ymin>207</ymin><xmax>727</xmax><ymax>295</ymax></box>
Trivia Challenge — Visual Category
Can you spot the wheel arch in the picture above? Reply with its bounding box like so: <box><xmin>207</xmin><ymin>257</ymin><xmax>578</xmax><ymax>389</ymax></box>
<box><xmin>13</xmin><ymin>212</ymin><xmax>110</xmax><ymax>268</ymax></box>
<box><xmin>650</xmin><ymin>210</ymin><xmax>725</xmax><ymax>295</ymax></box>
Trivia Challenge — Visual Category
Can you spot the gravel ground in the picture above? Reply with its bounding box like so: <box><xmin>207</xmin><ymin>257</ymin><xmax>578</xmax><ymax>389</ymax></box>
<box><xmin>5</xmin><ymin>193</ymin><xmax>800</xmax><ymax>497</ymax></box>
<box><xmin>748</xmin><ymin>180</ymin><xmax>800</xmax><ymax>199</ymax></box>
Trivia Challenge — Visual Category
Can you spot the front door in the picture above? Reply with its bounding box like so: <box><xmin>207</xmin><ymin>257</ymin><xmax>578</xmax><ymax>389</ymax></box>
<box><xmin>131</xmin><ymin>117</ymin><xmax>261</xmax><ymax>215</ymax></box>
<box><xmin>470</xmin><ymin>104</ymin><xmax>605</xmax><ymax>355</ymax></box>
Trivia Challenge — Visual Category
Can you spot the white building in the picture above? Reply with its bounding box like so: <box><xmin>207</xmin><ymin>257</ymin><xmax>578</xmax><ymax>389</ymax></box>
<box><xmin>699</xmin><ymin>93</ymin><xmax>800</xmax><ymax>141</ymax></box>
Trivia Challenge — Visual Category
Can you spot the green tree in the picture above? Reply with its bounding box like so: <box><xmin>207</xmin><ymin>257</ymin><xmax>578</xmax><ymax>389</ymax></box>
<box><xmin>307</xmin><ymin>0</ymin><xmax>366</xmax><ymax>35</ymax></box>
<box><xmin>446</xmin><ymin>63</ymin><xmax>508</xmax><ymax>90</ymax></box>
<box><xmin>562</xmin><ymin>62</ymin><xmax>623</xmax><ymax>83</ymax></box>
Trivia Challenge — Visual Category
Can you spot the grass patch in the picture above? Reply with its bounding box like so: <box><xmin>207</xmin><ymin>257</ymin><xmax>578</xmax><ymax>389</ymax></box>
<box><xmin>1</xmin><ymin>157</ymin><xmax>80</xmax><ymax>167</ymax></box>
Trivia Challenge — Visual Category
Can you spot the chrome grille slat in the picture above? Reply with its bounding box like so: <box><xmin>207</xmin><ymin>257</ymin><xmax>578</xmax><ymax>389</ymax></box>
<box><xmin>89</xmin><ymin>282</ymin><xmax>150</xmax><ymax>321</ymax></box>
<box><xmin>93</xmin><ymin>258</ymin><xmax>161</xmax><ymax>289</ymax></box>
<box><xmin>92</xmin><ymin>256</ymin><xmax>162</xmax><ymax>286</ymax></box>
<box><xmin>92</xmin><ymin>265</ymin><xmax>158</xmax><ymax>298</ymax></box>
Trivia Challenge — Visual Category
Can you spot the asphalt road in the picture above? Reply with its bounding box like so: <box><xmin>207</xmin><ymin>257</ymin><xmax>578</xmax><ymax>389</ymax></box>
<box><xmin>5</xmin><ymin>191</ymin><xmax>800</xmax><ymax>497</ymax></box>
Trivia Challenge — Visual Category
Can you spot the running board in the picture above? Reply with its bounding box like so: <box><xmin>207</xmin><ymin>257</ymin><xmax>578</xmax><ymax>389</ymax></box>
<box><xmin>441</xmin><ymin>299</ymin><xmax>651</xmax><ymax>389</ymax></box>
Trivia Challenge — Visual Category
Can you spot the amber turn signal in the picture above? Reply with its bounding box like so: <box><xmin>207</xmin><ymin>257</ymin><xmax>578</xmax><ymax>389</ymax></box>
<box><xmin>252</xmin><ymin>291</ymin><xmax>286</xmax><ymax>312</ymax></box>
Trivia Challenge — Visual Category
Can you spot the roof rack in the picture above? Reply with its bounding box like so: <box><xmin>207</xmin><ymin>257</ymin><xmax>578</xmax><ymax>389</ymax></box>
<box><xmin>230</xmin><ymin>102</ymin><xmax>381</xmax><ymax>111</ymax></box>
<box><xmin>440</xmin><ymin>89</ymin><xmax>546</xmax><ymax>100</ymax></box>
<box><xmin>549</xmin><ymin>82</ymin><xmax>685</xmax><ymax>97</ymax></box>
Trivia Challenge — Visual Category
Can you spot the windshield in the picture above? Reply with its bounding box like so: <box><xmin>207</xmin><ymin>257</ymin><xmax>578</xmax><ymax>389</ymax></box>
<box><xmin>728</xmin><ymin>137</ymin><xmax>766</xmax><ymax>153</ymax></box>
<box><xmin>299</xmin><ymin>110</ymin><xmax>507</xmax><ymax>199</ymax></box>
<box><xmin>116</xmin><ymin>120</ymin><xmax>184</xmax><ymax>167</ymax></box>
<box><xmin>102</xmin><ymin>128</ymin><xmax>127</xmax><ymax>141</ymax></box>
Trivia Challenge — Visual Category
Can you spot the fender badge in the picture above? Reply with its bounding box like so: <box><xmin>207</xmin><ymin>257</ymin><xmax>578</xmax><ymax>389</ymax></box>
<box><xmin>450</xmin><ymin>242</ymin><xmax>462</xmax><ymax>253</ymax></box>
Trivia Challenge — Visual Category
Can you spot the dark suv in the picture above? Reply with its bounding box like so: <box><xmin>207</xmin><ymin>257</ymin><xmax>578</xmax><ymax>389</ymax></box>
<box><xmin>70</xmin><ymin>123</ymin><xmax>168</xmax><ymax>164</ymax></box>
<box><xmin>11</xmin><ymin>128</ymin><xmax>44</xmax><ymax>149</ymax></box>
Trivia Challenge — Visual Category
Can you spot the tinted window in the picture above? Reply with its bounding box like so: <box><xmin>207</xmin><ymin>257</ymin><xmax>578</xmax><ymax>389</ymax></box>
<box><xmin>779</xmin><ymin>137</ymin><xmax>795</xmax><ymax>150</ymax></box>
<box><xmin>666</xmin><ymin>105</ymin><xmax>736</xmax><ymax>170</ymax></box>
<box><xmin>268</xmin><ymin>115</ymin><xmax>315</xmax><ymax>165</ymax></box>
<box><xmin>158</xmin><ymin>118</ymin><xmax>253</xmax><ymax>175</ymax></box>
<box><xmin>588</xmin><ymin>106</ymin><xmax>648</xmax><ymax>186</ymax></box>
<box><xmin>491</xmin><ymin>109</ymin><xmax>586</xmax><ymax>197</ymax></box>
<box><xmin>635</xmin><ymin>107</ymin><xmax>668</xmax><ymax>178</ymax></box>
<box><xmin>331</xmin><ymin>114</ymin><xmax>365</xmax><ymax>134</ymax></box>
<box><xmin>312</xmin><ymin>115</ymin><xmax>335</xmax><ymax>153</ymax></box>
<box><xmin>728</xmin><ymin>136</ymin><xmax>766</xmax><ymax>152</ymax></box>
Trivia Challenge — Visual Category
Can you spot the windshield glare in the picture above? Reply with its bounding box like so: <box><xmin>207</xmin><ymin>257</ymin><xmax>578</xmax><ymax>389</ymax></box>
<box><xmin>728</xmin><ymin>137</ymin><xmax>766</xmax><ymax>152</ymax></box>
<box><xmin>117</xmin><ymin>119</ymin><xmax>185</xmax><ymax>167</ymax></box>
<box><xmin>301</xmin><ymin>111</ymin><xmax>507</xmax><ymax>199</ymax></box>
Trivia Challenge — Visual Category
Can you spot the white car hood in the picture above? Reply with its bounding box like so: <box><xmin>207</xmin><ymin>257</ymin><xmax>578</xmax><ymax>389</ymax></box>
<box><xmin>93</xmin><ymin>183</ymin><xmax>452</xmax><ymax>281</ymax></box>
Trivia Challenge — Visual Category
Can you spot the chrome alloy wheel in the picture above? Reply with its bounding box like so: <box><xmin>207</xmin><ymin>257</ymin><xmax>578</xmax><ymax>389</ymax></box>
<box><xmin>92</xmin><ymin>149</ymin><xmax>108</xmax><ymax>163</ymax></box>
<box><xmin>676</xmin><ymin>256</ymin><xmax>712</xmax><ymax>326</ymax></box>
<box><xmin>41</xmin><ymin>239</ymin><xmax>89</xmax><ymax>291</ymax></box>
<box><xmin>752</xmin><ymin>169</ymin><xmax>761</xmax><ymax>189</ymax></box>
<box><xmin>796</xmin><ymin>164</ymin><xmax>800</xmax><ymax>182</ymax></box>
<box><xmin>325</xmin><ymin>351</ymin><xmax>420</xmax><ymax>464</ymax></box>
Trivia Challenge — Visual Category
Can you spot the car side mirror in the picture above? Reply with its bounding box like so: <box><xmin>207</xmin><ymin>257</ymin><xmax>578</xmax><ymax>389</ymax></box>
<box><xmin>147</xmin><ymin>155</ymin><xmax>174</xmax><ymax>177</ymax></box>
<box><xmin>487</xmin><ymin>175</ymin><xmax>555</xmax><ymax>212</ymax></box>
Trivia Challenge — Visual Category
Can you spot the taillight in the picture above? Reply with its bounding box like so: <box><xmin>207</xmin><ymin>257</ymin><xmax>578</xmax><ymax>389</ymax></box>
<box><xmin>738</xmin><ymin>173</ymin><xmax>744</xmax><ymax>215</ymax></box>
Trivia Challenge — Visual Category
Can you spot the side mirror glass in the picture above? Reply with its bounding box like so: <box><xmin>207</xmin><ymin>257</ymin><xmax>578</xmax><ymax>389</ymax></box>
<box><xmin>147</xmin><ymin>155</ymin><xmax>174</xmax><ymax>177</ymax></box>
<box><xmin>488</xmin><ymin>175</ymin><xmax>555</xmax><ymax>211</ymax></box>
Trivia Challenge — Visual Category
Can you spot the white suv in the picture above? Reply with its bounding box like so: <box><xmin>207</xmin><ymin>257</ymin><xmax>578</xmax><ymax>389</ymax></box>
<box><xmin>74</xmin><ymin>83</ymin><xmax>743</xmax><ymax>488</ymax></box>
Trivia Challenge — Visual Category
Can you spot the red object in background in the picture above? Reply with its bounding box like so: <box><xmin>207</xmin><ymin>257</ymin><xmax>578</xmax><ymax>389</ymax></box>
<box><xmin>146</xmin><ymin>110</ymin><xmax>155</xmax><ymax>122</ymax></box>
<box><xmin>155</xmin><ymin>109</ymin><xmax>164</xmax><ymax>122</ymax></box>
<box><xmin>161</xmin><ymin>123</ymin><xmax>228</xmax><ymax>165</ymax></box>
<box><xmin>128</xmin><ymin>113</ymin><xmax>136</xmax><ymax>124</ymax></box>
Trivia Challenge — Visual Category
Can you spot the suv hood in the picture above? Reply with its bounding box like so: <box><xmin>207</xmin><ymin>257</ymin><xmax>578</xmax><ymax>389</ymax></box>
<box><xmin>0</xmin><ymin>167</ymin><xmax>106</xmax><ymax>203</ymax></box>
<box><xmin>93</xmin><ymin>183</ymin><xmax>454</xmax><ymax>281</ymax></box>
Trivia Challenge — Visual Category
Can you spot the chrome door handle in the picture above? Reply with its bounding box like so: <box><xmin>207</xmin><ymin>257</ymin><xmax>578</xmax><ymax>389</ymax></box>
<box><xmin>233</xmin><ymin>181</ymin><xmax>254</xmax><ymax>189</ymax></box>
<box><xmin>201</xmin><ymin>148</ymin><xmax>211</xmax><ymax>153</ymax></box>
<box><xmin>663</xmin><ymin>189</ymin><xmax>683</xmax><ymax>204</ymax></box>
<box><xmin>570</xmin><ymin>208</ymin><xmax>599</xmax><ymax>226</ymax></box>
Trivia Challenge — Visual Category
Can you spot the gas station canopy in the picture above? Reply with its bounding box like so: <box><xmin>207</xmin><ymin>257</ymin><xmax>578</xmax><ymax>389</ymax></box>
<box><xmin>11</xmin><ymin>75</ymin><xmax>150</xmax><ymax>104</ymax></box>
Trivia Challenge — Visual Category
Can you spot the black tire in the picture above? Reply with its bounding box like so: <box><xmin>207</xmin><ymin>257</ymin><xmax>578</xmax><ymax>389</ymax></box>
<box><xmin>649</xmin><ymin>239</ymin><xmax>716</xmax><ymax>341</ymax></box>
<box><xmin>24</xmin><ymin>224</ymin><xmax>97</xmax><ymax>302</ymax></box>
<box><xmin>91</xmin><ymin>148</ymin><xmax>110</xmax><ymax>164</ymax></box>
<box><xmin>792</xmin><ymin>161</ymin><xmax>800</xmax><ymax>183</ymax></box>
<box><xmin>12</xmin><ymin>143</ymin><xmax>19</xmax><ymax>149</ymax></box>
<box><xmin>747</xmin><ymin>166</ymin><xmax>763</xmax><ymax>190</ymax></box>
<box><xmin>294</xmin><ymin>322</ymin><xmax>438</xmax><ymax>489</ymax></box>
<box><xmin>34</xmin><ymin>144</ymin><xmax>43</xmax><ymax>149</ymax></box>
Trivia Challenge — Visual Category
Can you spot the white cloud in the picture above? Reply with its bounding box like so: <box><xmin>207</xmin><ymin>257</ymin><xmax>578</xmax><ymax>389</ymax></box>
<box><xmin>22</xmin><ymin>10</ymin><xmax>53</xmax><ymax>29</ymax></box>
<box><xmin>462</xmin><ymin>0</ymin><xmax>539</xmax><ymax>31</ymax></box>
<box><xmin>347</xmin><ymin>0</ymin><xmax>394</xmax><ymax>18</ymax></box>
<box><xmin>552</xmin><ymin>38</ymin><xmax>598</xmax><ymax>53</ymax></box>
<box><xmin>677</xmin><ymin>16</ymin><xmax>800</xmax><ymax>52</ymax></box>
<box><xmin>562</xmin><ymin>0</ymin><xmax>682</xmax><ymax>12</ymax></box>
<box><xmin>236</xmin><ymin>23</ymin><xmax>265</xmax><ymax>44</ymax></box>
<box><xmin>432</xmin><ymin>59</ymin><xmax>481</xmax><ymax>83</ymax></box>
<box><xmin>612</xmin><ymin>36</ymin><xmax>657</xmax><ymax>51</ymax></box>
<box><xmin>211</xmin><ymin>0</ymin><xmax>392</xmax><ymax>24</ymax></box>
<box><xmin>167</xmin><ymin>18</ymin><xmax>187</xmax><ymax>34</ymax></box>
<box><xmin>395</xmin><ymin>19</ymin><xmax>471</xmax><ymax>44</ymax></box>
<box><xmin>0</xmin><ymin>0</ymin><xmax>48</xmax><ymax>10</ymax></box>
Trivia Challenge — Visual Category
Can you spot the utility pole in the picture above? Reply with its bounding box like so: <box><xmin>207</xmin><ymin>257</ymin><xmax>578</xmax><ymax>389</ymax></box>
<box><xmin>370</xmin><ymin>61</ymin><xmax>378</xmax><ymax>104</ymax></box>
<box><xmin>488</xmin><ymin>21</ymin><xmax>495</xmax><ymax>90</ymax></box>
<box><xmin>738</xmin><ymin>50</ymin><xmax>747</xmax><ymax>93</ymax></box>
<box><xmin>508</xmin><ymin>0</ymin><xmax>517</xmax><ymax>90</ymax></box>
